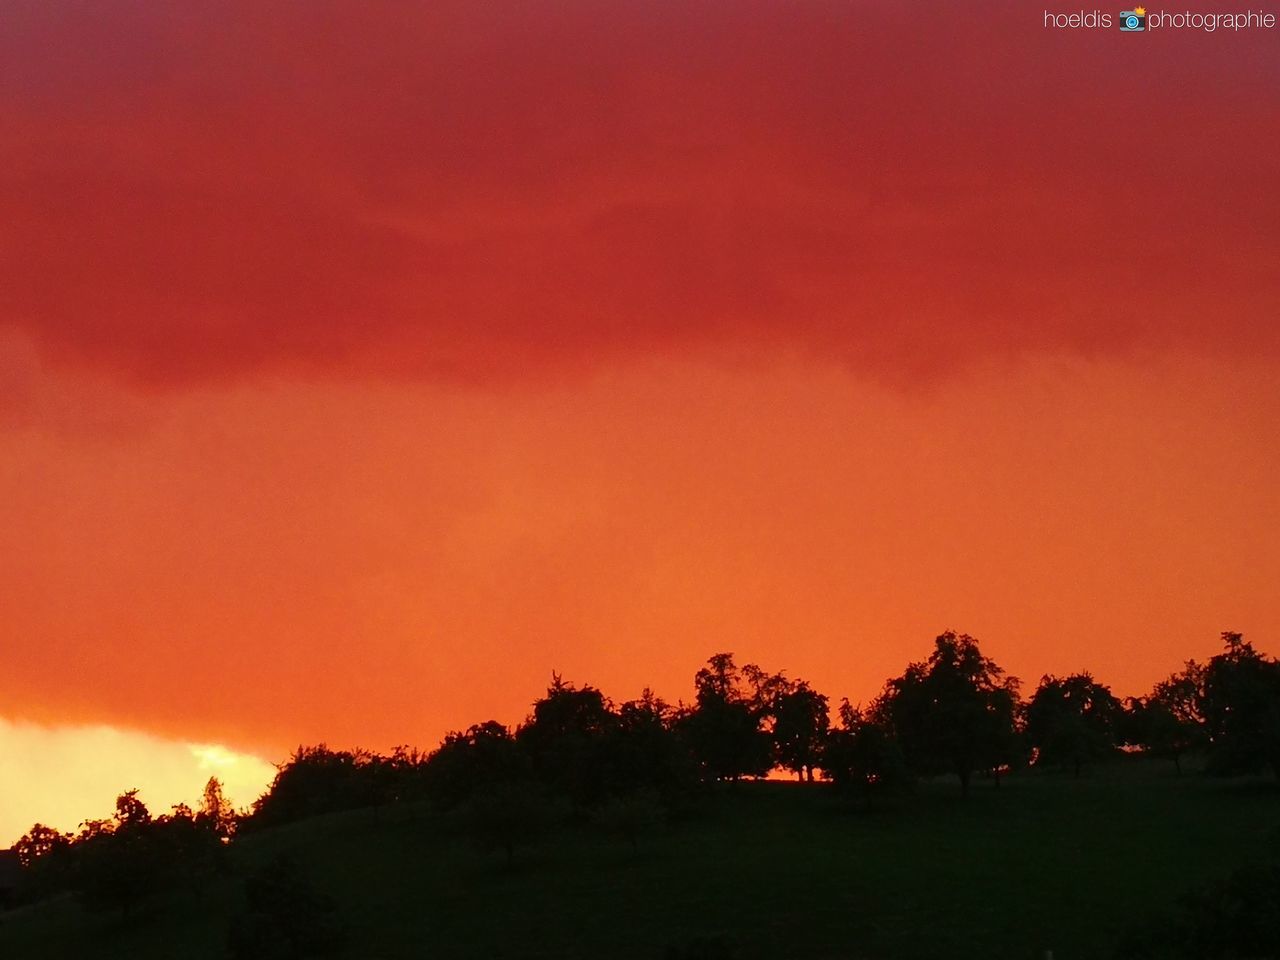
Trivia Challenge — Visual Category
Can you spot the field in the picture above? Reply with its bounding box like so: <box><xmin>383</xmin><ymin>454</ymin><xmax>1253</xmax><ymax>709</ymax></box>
<box><xmin>2</xmin><ymin>760</ymin><xmax>1277</xmax><ymax>960</ymax></box>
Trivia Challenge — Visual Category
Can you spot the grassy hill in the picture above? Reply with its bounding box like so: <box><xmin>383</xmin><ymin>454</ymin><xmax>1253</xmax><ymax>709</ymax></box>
<box><xmin>2</xmin><ymin>760</ymin><xmax>1277</xmax><ymax>960</ymax></box>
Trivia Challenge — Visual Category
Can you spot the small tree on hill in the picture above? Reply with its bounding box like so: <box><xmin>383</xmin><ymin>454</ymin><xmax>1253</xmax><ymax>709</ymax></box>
<box><xmin>516</xmin><ymin>674</ymin><xmax>618</xmax><ymax>803</ymax></box>
<box><xmin>822</xmin><ymin>699</ymin><xmax>911</xmax><ymax>809</ymax></box>
<box><xmin>75</xmin><ymin>790</ymin><xmax>166</xmax><ymax>919</ymax></box>
<box><xmin>14</xmin><ymin>823</ymin><xmax>72</xmax><ymax>870</ymax></box>
<box><xmin>250</xmin><ymin>745</ymin><xmax>390</xmax><ymax>827</ymax></box>
<box><xmin>198</xmin><ymin>776</ymin><xmax>237</xmax><ymax>839</ymax></box>
<box><xmin>772</xmin><ymin>681</ymin><xmax>830</xmax><ymax>782</ymax></box>
<box><xmin>1026</xmin><ymin>673</ymin><xmax>1122</xmax><ymax>776</ymax></box>
<box><xmin>1126</xmin><ymin>661</ymin><xmax>1206</xmax><ymax>774</ymax></box>
<box><xmin>13</xmin><ymin>823</ymin><xmax>73</xmax><ymax>901</ymax></box>
<box><xmin>424</xmin><ymin>721</ymin><xmax>527</xmax><ymax>810</ymax></box>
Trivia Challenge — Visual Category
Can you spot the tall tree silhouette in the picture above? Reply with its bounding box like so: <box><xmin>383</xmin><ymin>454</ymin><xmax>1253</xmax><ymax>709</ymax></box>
<box><xmin>771</xmin><ymin>681</ymin><xmax>830</xmax><ymax>782</ymax></box>
<box><xmin>875</xmin><ymin>631</ymin><xmax>1019</xmax><ymax>796</ymax></box>
<box><xmin>197</xmin><ymin>776</ymin><xmax>237</xmax><ymax>838</ymax></box>
<box><xmin>75</xmin><ymin>790</ymin><xmax>164</xmax><ymax>919</ymax></box>
<box><xmin>1199</xmin><ymin>632</ymin><xmax>1280</xmax><ymax>778</ymax></box>
<box><xmin>1126</xmin><ymin>661</ymin><xmax>1206</xmax><ymax>773</ymax></box>
<box><xmin>681</xmin><ymin>653</ymin><xmax>772</xmax><ymax>781</ymax></box>
<box><xmin>13</xmin><ymin>823</ymin><xmax>73</xmax><ymax>902</ymax></box>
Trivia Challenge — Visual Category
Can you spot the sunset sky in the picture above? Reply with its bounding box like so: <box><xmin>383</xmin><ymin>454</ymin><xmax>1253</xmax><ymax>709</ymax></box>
<box><xmin>2</xmin><ymin>1</ymin><xmax>1278</xmax><ymax>845</ymax></box>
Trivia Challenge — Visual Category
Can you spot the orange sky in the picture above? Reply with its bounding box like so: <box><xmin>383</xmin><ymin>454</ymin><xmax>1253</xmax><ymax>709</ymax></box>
<box><xmin>2</xmin><ymin>1</ymin><xmax>1278</xmax><ymax>842</ymax></box>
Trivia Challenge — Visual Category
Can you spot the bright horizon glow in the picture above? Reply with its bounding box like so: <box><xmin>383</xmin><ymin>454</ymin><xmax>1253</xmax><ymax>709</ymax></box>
<box><xmin>0</xmin><ymin>718</ymin><xmax>276</xmax><ymax>848</ymax></box>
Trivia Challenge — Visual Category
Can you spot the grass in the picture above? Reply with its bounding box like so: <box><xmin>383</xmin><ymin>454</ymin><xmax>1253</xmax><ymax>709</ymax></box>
<box><xmin>2</xmin><ymin>759</ymin><xmax>1277</xmax><ymax>959</ymax></box>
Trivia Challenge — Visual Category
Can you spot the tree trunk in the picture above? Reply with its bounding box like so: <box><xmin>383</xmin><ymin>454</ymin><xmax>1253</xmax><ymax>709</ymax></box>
<box><xmin>959</xmin><ymin>769</ymin><xmax>970</xmax><ymax>798</ymax></box>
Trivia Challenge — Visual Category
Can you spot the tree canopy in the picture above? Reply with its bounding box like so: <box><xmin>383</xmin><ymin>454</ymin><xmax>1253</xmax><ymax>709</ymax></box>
<box><xmin>874</xmin><ymin>631</ymin><xmax>1021</xmax><ymax>795</ymax></box>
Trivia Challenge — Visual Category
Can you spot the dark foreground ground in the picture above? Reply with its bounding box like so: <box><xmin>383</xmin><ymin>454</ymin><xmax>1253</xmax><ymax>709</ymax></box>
<box><xmin>2</xmin><ymin>760</ymin><xmax>1277</xmax><ymax>959</ymax></box>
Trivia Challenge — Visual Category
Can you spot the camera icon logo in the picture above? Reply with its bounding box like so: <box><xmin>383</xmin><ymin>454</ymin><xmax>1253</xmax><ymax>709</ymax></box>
<box><xmin>1120</xmin><ymin>6</ymin><xmax>1147</xmax><ymax>30</ymax></box>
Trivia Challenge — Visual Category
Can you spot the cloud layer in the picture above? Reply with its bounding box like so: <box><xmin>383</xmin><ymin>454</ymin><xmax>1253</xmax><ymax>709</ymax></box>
<box><xmin>3</xmin><ymin>1</ymin><xmax>1277</xmax><ymax>388</ymax></box>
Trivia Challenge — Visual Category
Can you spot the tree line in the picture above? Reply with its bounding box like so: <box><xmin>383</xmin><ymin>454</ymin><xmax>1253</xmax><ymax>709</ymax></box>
<box><xmin>7</xmin><ymin>629</ymin><xmax>1279</xmax><ymax>949</ymax></box>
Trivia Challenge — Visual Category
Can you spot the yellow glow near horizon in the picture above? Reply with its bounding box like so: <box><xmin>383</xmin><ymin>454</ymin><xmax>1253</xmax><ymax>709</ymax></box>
<box><xmin>0</xmin><ymin>718</ymin><xmax>276</xmax><ymax>848</ymax></box>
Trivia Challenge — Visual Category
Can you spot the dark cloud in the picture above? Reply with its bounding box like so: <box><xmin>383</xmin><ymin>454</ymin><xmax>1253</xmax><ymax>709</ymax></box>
<box><xmin>3</xmin><ymin>0</ymin><xmax>1277</xmax><ymax>387</ymax></box>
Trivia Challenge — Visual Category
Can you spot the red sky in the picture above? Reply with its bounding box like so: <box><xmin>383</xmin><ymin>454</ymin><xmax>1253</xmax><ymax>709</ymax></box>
<box><xmin>2</xmin><ymin>2</ymin><xmax>1278</xmax><ymax>840</ymax></box>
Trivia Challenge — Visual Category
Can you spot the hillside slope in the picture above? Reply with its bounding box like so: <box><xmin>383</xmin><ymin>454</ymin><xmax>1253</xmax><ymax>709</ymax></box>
<box><xmin>2</xmin><ymin>765</ymin><xmax>1276</xmax><ymax>960</ymax></box>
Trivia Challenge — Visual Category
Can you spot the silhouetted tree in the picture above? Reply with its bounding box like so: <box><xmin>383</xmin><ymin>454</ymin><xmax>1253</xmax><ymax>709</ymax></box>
<box><xmin>1132</xmin><ymin>700</ymin><xmax>1196</xmax><ymax>776</ymax></box>
<box><xmin>196</xmin><ymin>776</ymin><xmax>237</xmax><ymax>839</ymax></box>
<box><xmin>986</xmin><ymin>676</ymin><xmax>1026</xmax><ymax>785</ymax></box>
<box><xmin>822</xmin><ymin>699</ymin><xmax>911</xmax><ymax>808</ymax></box>
<box><xmin>771</xmin><ymin>681</ymin><xmax>830</xmax><ymax>782</ymax></box>
<box><xmin>1125</xmin><ymin>661</ymin><xmax>1207</xmax><ymax>774</ymax></box>
<box><xmin>516</xmin><ymin>674</ymin><xmax>619</xmax><ymax>803</ymax></box>
<box><xmin>424</xmin><ymin>721</ymin><xmax>527</xmax><ymax>810</ymax></box>
<box><xmin>1199</xmin><ymin>632</ymin><xmax>1280</xmax><ymax>778</ymax></box>
<box><xmin>1026</xmin><ymin>673</ymin><xmax>1122</xmax><ymax>776</ymax></box>
<box><xmin>114</xmin><ymin>788</ymin><xmax>151</xmax><ymax>828</ymax></box>
<box><xmin>75</xmin><ymin>790</ymin><xmax>166</xmax><ymax>919</ymax></box>
<box><xmin>602</xmin><ymin>689</ymin><xmax>699</xmax><ymax>801</ymax></box>
<box><xmin>250</xmin><ymin>746</ymin><xmax>391</xmax><ymax>827</ymax></box>
<box><xmin>740</xmin><ymin>663</ymin><xmax>794</xmax><ymax>717</ymax></box>
<box><xmin>680</xmin><ymin>654</ymin><xmax>772</xmax><ymax>782</ymax></box>
<box><xmin>13</xmin><ymin>823</ymin><xmax>71</xmax><ymax>870</ymax></box>
<box><xmin>694</xmin><ymin>653</ymin><xmax>741</xmax><ymax>703</ymax></box>
<box><xmin>1153</xmin><ymin>661</ymin><xmax>1206</xmax><ymax>731</ymax></box>
<box><xmin>12</xmin><ymin>823</ymin><xmax>73</xmax><ymax>901</ymax></box>
<box><xmin>875</xmin><ymin>631</ymin><xmax>1020</xmax><ymax>796</ymax></box>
